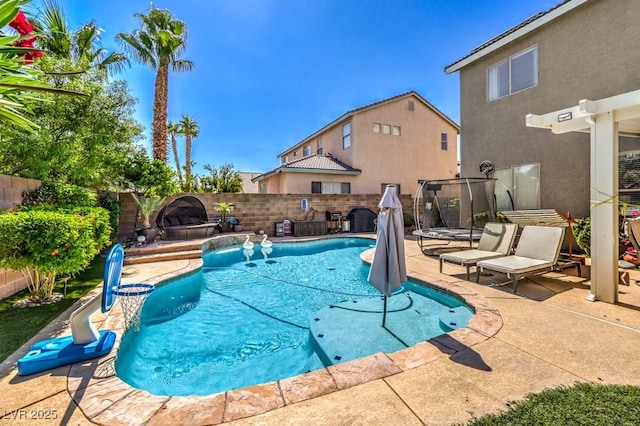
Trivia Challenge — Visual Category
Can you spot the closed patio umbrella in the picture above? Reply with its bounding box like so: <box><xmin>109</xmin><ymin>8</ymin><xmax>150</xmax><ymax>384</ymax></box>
<box><xmin>368</xmin><ymin>185</ymin><xmax>407</xmax><ymax>326</ymax></box>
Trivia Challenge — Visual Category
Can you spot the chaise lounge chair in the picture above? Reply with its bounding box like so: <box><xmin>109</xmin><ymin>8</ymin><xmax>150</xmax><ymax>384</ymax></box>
<box><xmin>439</xmin><ymin>222</ymin><xmax>518</xmax><ymax>280</ymax></box>
<box><xmin>475</xmin><ymin>225</ymin><xmax>565</xmax><ymax>293</ymax></box>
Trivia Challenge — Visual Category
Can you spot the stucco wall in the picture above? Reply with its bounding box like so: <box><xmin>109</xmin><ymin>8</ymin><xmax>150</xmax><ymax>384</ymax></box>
<box><xmin>352</xmin><ymin>96</ymin><xmax>458</xmax><ymax>195</ymax></box>
<box><xmin>457</xmin><ymin>0</ymin><xmax>640</xmax><ymax>219</ymax></box>
<box><xmin>118</xmin><ymin>192</ymin><xmax>415</xmax><ymax>240</ymax></box>
<box><xmin>0</xmin><ymin>174</ymin><xmax>41</xmax><ymax>300</ymax></box>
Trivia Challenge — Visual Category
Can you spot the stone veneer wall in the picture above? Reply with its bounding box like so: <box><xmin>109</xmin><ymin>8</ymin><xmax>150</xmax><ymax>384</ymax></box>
<box><xmin>118</xmin><ymin>192</ymin><xmax>415</xmax><ymax>240</ymax></box>
<box><xmin>0</xmin><ymin>174</ymin><xmax>41</xmax><ymax>299</ymax></box>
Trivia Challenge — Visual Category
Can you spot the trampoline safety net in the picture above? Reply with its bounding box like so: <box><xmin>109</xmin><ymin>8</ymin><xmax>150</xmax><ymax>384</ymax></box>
<box><xmin>413</xmin><ymin>177</ymin><xmax>497</xmax><ymax>240</ymax></box>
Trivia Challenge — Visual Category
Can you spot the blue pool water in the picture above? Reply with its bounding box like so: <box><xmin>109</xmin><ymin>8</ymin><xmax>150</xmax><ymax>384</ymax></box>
<box><xmin>115</xmin><ymin>237</ymin><xmax>473</xmax><ymax>396</ymax></box>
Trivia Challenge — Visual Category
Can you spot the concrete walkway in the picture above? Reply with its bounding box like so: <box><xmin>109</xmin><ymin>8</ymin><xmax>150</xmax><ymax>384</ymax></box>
<box><xmin>2</xmin><ymin>236</ymin><xmax>640</xmax><ymax>425</ymax></box>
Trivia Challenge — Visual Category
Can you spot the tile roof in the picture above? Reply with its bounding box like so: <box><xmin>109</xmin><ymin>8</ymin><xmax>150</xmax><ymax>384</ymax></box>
<box><xmin>445</xmin><ymin>0</ymin><xmax>575</xmax><ymax>72</ymax></box>
<box><xmin>251</xmin><ymin>154</ymin><xmax>361</xmax><ymax>183</ymax></box>
<box><xmin>283</xmin><ymin>154</ymin><xmax>359</xmax><ymax>172</ymax></box>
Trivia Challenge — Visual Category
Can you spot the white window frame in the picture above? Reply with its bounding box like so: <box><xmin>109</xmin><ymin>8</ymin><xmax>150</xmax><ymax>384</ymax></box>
<box><xmin>342</xmin><ymin>122</ymin><xmax>351</xmax><ymax>149</ymax></box>
<box><xmin>441</xmin><ymin>133</ymin><xmax>448</xmax><ymax>150</ymax></box>
<box><xmin>382</xmin><ymin>124</ymin><xmax>391</xmax><ymax>135</ymax></box>
<box><xmin>317</xmin><ymin>138</ymin><xmax>323</xmax><ymax>154</ymax></box>
<box><xmin>494</xmin><ymin>163</ymin><xmax>540</xmax><ymax>210</ymax></box>
<box><xmin>373</xmin><ymin>123</ymin><xmax>381</xmax><ymax>133</ymax></box>
<box><xmin>488</xmin><ymin>46</ymin><xmax>538</xmax><ymax>101</ymax></box>
<box><xmin>392</xmin><ymin>126</ymin><xmax>401</xmax><ymax>136</ymax></box>
<box><xmin>303</xmin><ymin>145</ymin><xmax>311</xmax><ymax>156</ymax></box>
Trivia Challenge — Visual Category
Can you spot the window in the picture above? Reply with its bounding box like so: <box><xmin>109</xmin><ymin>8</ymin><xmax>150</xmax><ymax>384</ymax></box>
<box><xmin>620</xmin><ymin>151</ymin><xmax>640</xmax><ymax>205</ymax></box>
<box><xmin>259</xmin><ymin>183</ymin><xmax>267</xmax><ymax>193</ymax></box>
<box><xmin>342</xmin><ymin>123</ymin><xmax>351</xmax><ymax>149</ymax></box>
<box><xmin>373</xmin><ymin>123</ymin><xmax>381</xmax><ymax>133</ymax></box>
<box><xmin>311</xmin><ymin>181</ymin><xmax>350</xmax><ymax>194</ymax></box>
<box><xmin>494</xmin><ymin>163</ymin><xmax>540</xmax><ymax>210</ymax></box>
<box><xmin>303</xmin><ymin>145</ymin><xmax>311</xmax><ymax>156</ymax></box>
<box><xmin>317</xmin><ymin>138</ymin><xmax>323</xmax><ymax>154</ymax></box>
<box><xmin>381</xmin><ymin>183</ymin><xmax>400</xmax><ymax>194</ymax></box>
<box><xmin>392</xmin><ymin>126</ymin><xmax>401</xmax><ymax>136</ymax></box>
<box><xmin>294</xmin><ymin>150</ymin><xmax>298</xmax><ymax>157</ymax></box>
<box><xmin>441</xmin><ymin>133</ymin><xmax>448</xmax><ymax>150</ymax></box>
<box><xmin>284</xmin><ymin>156</ymin><xmax>289</xmax><ymax>163</ymax></box>
<box><xmin>489</xmin><ymin>46</ymin><xmax>537</xmax><ymax>101</ymax></box>
<box><xmin>382</xmin><ymin>124</ymin><xmax>391</xmax><ymax>135</ymax></box>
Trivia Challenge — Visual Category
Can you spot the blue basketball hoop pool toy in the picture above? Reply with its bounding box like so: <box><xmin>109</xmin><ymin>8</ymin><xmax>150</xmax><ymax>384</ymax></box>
<box><xmin>17</xmin><ymin>244</ymin><xmax>127</xmax><ymax>376</ymax></box>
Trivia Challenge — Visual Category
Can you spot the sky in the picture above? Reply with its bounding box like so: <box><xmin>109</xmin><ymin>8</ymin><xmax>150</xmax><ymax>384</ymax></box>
<box><xmin>29</xmin><ymin>0</ymin><xmax>562</xmax><ymax>174</ymax></box>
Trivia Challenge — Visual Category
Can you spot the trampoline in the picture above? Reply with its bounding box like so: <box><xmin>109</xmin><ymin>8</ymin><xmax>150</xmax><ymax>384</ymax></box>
<box><xmin>412</xmin><ymin>178</ymin><xmax>497</xmax><ymax>253</ymax></box>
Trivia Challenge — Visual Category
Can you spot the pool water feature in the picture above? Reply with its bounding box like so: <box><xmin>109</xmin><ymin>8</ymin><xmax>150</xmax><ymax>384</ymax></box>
<box><xmin>115</xmin><ymin>238</ymin><xmax>474</xmax><ymax>396</ymax></box>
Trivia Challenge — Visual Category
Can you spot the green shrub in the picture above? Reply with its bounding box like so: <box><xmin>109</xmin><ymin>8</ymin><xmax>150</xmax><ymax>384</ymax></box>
<box><xmin>22</xmin><ymin>181</ymin><xmax>97</xmax><ymax>207</ymax></box>
<box><xmin>403</xmin><ymin>211</ymin><xmax>415</xmax><ymax>227</ymax></box>
<box><xmin>572</xmin><ymin>217</ymin><xmax>591</xmax><ymax>256</ymax></box>
<box><xmin>97</xmin><ymin>191</ymin><xmax>121</xmax><ymax>238</ymax></box>
<box><xmin>0</xmin><ymin>209</ymin><xmax>111</xmax><ymax>301</ymax></box>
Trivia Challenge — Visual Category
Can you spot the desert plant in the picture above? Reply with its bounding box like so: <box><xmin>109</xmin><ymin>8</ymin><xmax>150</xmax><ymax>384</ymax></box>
<box><xmin>131</xmin><ymin>193</ymin><xmax>165</xmax><ymax>228</ymax></box>
<box><xmin>214</xmin><ymin>202</ymin><xmax>234</xmax><ymax>223</ymax></box>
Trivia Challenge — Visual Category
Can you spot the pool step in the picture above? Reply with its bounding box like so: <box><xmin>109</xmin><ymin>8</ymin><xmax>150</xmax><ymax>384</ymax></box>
<box><xmin>124</xmin><ymin>249</ymin><xmax>202</xmax><ymax>265</ymax></box>
<box><xmin>438</xmin><ymin>306</ymin><xmax>473</xmax><ymax>332</ymax></box>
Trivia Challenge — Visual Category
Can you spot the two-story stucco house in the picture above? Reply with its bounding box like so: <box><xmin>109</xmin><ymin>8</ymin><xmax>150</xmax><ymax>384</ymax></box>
<box><xmin>445</xmin><ymin>0</ymin><xmax>640</xmax><ymax>218</ymax></box>
<box><xmin>445</xmin><ymin>0</ymin><xmax>640</xmax><ymax>303</ymax></box>
<box><xmin>252</xmin><ymin>91</ymin><xmax>459</xmax><ymax>196</ymax></box>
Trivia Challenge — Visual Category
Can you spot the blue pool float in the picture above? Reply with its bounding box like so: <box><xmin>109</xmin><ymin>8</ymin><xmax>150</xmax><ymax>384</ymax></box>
<box><xmin>17</xmin><ymin>244</ymin><xmax>125</xmax><ymax>376</ymax></box>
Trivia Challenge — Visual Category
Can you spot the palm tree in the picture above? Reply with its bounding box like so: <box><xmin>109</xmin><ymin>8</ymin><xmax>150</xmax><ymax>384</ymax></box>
<box><xmin>178</xmin><ymin>115</ymin><xmax>199</xmax><ymax>185</ymax></box>
<box><xmin>116</xmin><ymin>7</ymin><xmax>194</xmax><ymax>162</ymax></box>
<box><xmin>167</xmin><ymin>121</ymin><xmax>182</xmax><ymax>184</ymax></box>
<box><xmin>33</xmin><ymin>0</ymin><xmax>129</xmax><ymax>77</ymax></box>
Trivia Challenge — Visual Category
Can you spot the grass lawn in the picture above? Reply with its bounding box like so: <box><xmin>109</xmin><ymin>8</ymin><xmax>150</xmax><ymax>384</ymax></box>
<box><xmin>0</xmin><ymin>255</ymin><xmax>106</xmax><ymax>362</ymax></box>
<box><xmin>465</xmin><ymin>382</ymin><xmax>640</xmax><ymax>425</ymax></box>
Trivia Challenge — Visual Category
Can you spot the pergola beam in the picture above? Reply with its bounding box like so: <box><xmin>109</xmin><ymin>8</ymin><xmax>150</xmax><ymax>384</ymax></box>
<box><xmin>526</xmin><ymin>89</ymin><xmax>640</xmax><ymax>303</ymax></box>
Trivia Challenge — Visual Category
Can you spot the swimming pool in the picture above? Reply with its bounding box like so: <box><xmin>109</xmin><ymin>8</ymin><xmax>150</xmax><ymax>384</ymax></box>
<box><xmin>115</xmin><ymin>237</ymin><xmax>474</xmax><ymax>396</ymax></box>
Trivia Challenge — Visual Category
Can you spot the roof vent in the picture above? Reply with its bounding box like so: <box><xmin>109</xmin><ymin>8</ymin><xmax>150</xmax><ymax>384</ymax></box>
<box><xmin>408</xmin><ymin>100</ymin><xmax>414</xmax><ymax>111</ymax></box>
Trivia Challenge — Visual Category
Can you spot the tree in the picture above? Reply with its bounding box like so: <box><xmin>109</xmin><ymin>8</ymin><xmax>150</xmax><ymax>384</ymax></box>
<box><xmin>0</xmin><ymin>57</ymin><xmax>145</xmax><ymax>189</ymax></box>
<box><xmin>167</xmin><ymin>121</ymin><xmax>182</xmax><ymax>184</ymax></box>
<box><xmin>202</xmin><ymin>163</ymin><xmax>244</xmax><ymax>193</ymax></box>
<box><xmin>179</xmin><ymin>115</ymin><xmax>199</xmax><ymax>191</ymax></box>
<box><xmin>116</xmin><ymin>7</ymin><xmax>194</xmax><ymax>162</ymax></box>
<box><xmin>119</xmin><ymin>150</ymin><xmax>177</xmax><ymax>197</ymax></box>
<box><xmin>32</xmin><ymin>0</ymin><xmax>129</xmax><ymax>78</ymax></box>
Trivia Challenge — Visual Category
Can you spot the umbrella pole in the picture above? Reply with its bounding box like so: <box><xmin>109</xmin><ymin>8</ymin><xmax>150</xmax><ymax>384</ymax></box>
<box><xmin>382</xmin><ymin>295</ymin><xmax>387</xmax><ymax>327</ymax></box>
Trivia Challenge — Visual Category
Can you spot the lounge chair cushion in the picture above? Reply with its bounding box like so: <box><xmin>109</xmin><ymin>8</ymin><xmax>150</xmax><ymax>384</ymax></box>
<box><xmin>476</xmin><ymin>256</ymin><xmax>553</xmax><ymax>275</ymax></box>
<box><xmin>441</xmin><ymin>249</ymin><xmax>508</xmax><ymax>265</ymax></box>
<box><xmin>475</xmin><ymin>225</ymin><xmax>565</xmax><ymax>292</ymax></box>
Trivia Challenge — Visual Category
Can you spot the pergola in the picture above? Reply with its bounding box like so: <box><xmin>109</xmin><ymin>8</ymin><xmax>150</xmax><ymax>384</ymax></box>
<box><xmin>526</xmin><ymin>89</ymin><xmax>640</xmax><ymax>303</ymax></box>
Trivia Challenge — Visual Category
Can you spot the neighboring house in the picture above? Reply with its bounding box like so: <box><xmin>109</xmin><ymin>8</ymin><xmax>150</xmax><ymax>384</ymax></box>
<box><xmin>238</xmin><ymin>172</ymin><xmax>260</xmax><ymax>193</ymax></box>
<box><xmin>445</xmin><ymin>0</ymin><xmax>640</xmax><ymax>219</ymax></box>
<box><xmin>252</xmin><ymin>91</ymin><xmax>459</xmax><ymax>196</ymax></box>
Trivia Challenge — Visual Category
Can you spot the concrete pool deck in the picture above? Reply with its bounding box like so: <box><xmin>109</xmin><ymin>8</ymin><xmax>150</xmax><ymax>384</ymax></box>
<box><xmin>2</xmin><ymin>235</ymin><xmax>640</xmax><ymax>425</ymax></box>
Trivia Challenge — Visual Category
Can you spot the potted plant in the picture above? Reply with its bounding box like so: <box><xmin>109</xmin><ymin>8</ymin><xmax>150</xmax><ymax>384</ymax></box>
<box><xmin>232</xmin><ymin>215</ymin><xmax>243</xmax><ymax>232</ymax></box>
<box><xmin>214</xmin><ymin>202</ymin><xmax>234</xmax><ymax>232</ymax></box>
<box><xmin>132</xmin><ymin>194</ymin><xmax>165</xmax><ymax>242</ymax></box>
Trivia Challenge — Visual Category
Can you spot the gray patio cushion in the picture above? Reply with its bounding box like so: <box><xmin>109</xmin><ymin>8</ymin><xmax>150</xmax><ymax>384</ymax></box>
<box><xmin>439</xmin><ymin>223</ymin><xmax>518</xmax><ymax>280</ymax></box>
<box><xmin>475</xmin><ymin>225</ymin><xmax>565</xmax><ymax>293</ymax></box>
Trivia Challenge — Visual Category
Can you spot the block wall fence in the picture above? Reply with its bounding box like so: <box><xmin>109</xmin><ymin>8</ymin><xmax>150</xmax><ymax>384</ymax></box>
<box><xmin>0</xmin><ymin>175</ymin><xmax>414</xmax><ymax>300</ymax></box>
<box><xmin>0</xmin><ymin>174</ymin><xmax>42</xmax><ymax>299</ymax></box>
<box><xmin>117</xmin><ymin>192</ymin><xmax>414</xmax><ymax>240</ymax></box>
